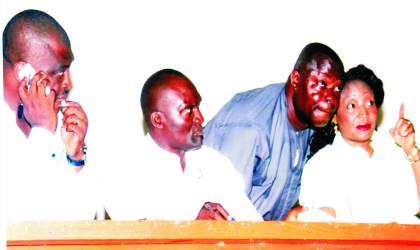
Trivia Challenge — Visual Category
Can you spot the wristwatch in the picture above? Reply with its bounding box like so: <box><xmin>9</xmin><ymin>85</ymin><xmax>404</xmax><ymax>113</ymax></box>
<box><xmin>67</xmin><ymin>144</ymin><xmax>87</xmax><ymax>166</ymax></box>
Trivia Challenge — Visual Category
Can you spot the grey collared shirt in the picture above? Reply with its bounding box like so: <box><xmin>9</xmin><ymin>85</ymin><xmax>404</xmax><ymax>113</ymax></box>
<box><xmin>204</xmin><ymin>83</ymin><xmax>314</xmax><ymax>220</ymax></box>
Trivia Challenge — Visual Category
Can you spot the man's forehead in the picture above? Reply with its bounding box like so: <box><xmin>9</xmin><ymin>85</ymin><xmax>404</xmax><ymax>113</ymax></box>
<box><xmin>306</xmin><ymin>55</ymin><xmax>343</xmax><ymax>77</ymax></box>
<box><xmin>156</xmin><ymin>78</ymin><xmax>200</xmax><ymax>104</ymax></box>
<box><xmin>28</xmin><ymin>36</ymin><xmax>73</xmax><ymax>69</ymax></box>
<box><xmin>307</xmin><ymin>55</ymin><xmax>331</xmax><ymax>70</ymax></box>
<box><xmin>46</xmin><ymin>36</ymin><xmax>74</xmax><ymax>61</ymax></box>
<box><xmin>168</xmin><ymin>77</ymin><xmax>199</xmax><ymax>96</ymax></box>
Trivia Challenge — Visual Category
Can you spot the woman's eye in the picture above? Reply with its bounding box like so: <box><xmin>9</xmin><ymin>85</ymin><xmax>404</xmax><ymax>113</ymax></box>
<box><xmin>185</xmin><ymin>108</ymin><xmax>191</xmax><ymax>114</ymax></box>
<box><xmin>366</xmin><ymin>100</ymin><xmax>374</xmax><ymax>106</ymax></box>
<box><xmin>347</xmin><ymin>103</ymin><xmax>355</xmax><ymax>109</ymax></box>
<box><xmin>335</xmin><ymin>85</ymin><xmax>342</xmax><ymax>92</ymax></box>
<box><xmin>57</xmin><ymin>72</ymin><xmax>64</xmax><ymax>76</ymax></box>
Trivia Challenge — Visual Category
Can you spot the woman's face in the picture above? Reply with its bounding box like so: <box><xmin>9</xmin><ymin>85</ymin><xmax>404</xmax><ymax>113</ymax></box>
<box><xmin>336</xmin><ymin>80</ymin><xmax>378</xmax><ymax>147</ymax></box>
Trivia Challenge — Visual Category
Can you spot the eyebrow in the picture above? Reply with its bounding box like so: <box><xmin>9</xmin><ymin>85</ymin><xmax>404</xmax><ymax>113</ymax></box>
<box><xmin>61</xmin><ymin>64</ymin><xmax>71</xmax><ymax>70</ymax></box>
<box><xmin>52</xmin><ymin>64</ymin><xmax>70</xmax><ymax>74</ymax></box>
<box><xmin>319</xmin><ymin>72</ymin><xmax>330</xmax><ymax>78</ymax></box>
<box><xmin>179</xmin><ymin>101</ymin><xmax>197</xmax><ymax>110</ymax></box>
<box><xmin>343</xmin><ymin>92</ymin><xmax>373</xmax><ymax>100</ymax></box>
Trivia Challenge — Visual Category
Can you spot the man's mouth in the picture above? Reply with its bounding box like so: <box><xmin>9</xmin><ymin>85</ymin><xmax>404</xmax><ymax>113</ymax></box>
<box><xmin>314</xmin><ymin>107</ymin><xmax>333</xmax><ymax>116</ymax></box>
<box><xmin>356</xmin><ymin>124</ymin><xmax>371</xmax><ymax>131</ymax></box>
<box><xmin>193</xmin><ymin>128</ymin><xmax>203</xmax><ymax>136</ymax></box>
<box><xmin>55</xmin><ymin>88</ymin><xmax>69</xmax><ymax>100</ymax></box>
<box><xmin>194</xmin><ymin>130</ymin><xmax>203</xmax><ymax>136</ymax></box>
<box><xmin>315</xmin><ymin>101</ymin><xmax>334</xmax><ymax>113</ymax></box>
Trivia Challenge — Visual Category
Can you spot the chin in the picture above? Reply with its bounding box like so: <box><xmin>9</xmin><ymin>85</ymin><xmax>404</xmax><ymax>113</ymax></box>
<box><xmin>187</xmin><ymin>144</ymin><xmax>203</xmax><ymax>152</ymax></box>
<box><xmin>186</xmin><ymin>136</ymin><xmax>203</xmax><ymax>151</ymax></box>
<box><xmin>356</xmin><ymin>131</ymin><xmax>375</xmax><ymax>141</ymax></box>
<box><xmin>310</xmin><ymin>119</ymin><xmax>330</xmax><ymax>128</ymax></box>
<box><xmin>310</xmin><ymin>114</ymin><xmax>333</xmax><ymax>128</ymax></box>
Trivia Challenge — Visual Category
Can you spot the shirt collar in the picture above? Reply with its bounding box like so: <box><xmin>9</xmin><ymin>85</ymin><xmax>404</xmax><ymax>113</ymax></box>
<box><xmin>281</xmin><ymin>90</ymin><xmax>299</xmax><ymax>135</ymax></box>
<box><xmin>144</xmin><ymin>133</ymin><xmax>182</xmax><ymax>164</ymax></box>
<box><xmin>333</xmin><ymin>131</ymin><xmax>378</xmax><ymax>155</ymax></box>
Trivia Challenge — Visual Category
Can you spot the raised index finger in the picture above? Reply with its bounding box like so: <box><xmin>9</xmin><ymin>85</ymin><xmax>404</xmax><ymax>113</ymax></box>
<box><xmin>399</xmin><ymin>103</ymin><xmax>405</xmax><ymax>119</ymax></box>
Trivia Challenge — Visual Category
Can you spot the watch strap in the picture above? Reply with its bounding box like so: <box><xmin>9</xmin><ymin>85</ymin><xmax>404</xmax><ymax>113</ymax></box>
<box><xmin>67</xmin><ymin>145</ymin><xmax>87</xmax><ymax>166</ymax></box>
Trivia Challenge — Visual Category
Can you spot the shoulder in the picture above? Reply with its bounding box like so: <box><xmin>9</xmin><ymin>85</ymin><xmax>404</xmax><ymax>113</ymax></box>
<box><xmin>204</xmin><ymin>121</ymin><xmax>270</xmax><ymax>155</ymax></box>
<box><xmin>211</xmin><ymin>83</ymin><xmax>285</xmax><ymax>123</ymax></box>
<box><xmin>193</xmin><ymin>146</ymin><xmax>233</xmax><ymax>163</ymax></box>
<box><xmin>372</xmin><ymin>131</ymin><xmax>411</xmax><ymax>166</ymax></box>
<box><xmin>205</xmin><ymin>83</ymin><xmax>286</xmax><ymax>141</ymax></box>
<box><xmin>231</xmin><ymin>83</ymin><xmax>285</xmax><ymax>104</ymax></box>
<box><xmin>191</xmin><ymin>146</ymin><xmax>239</xmax><ymax>172</ymax></box>
<box><xmin>304</xmin><ymin>144</ymin><xmax>335</xmax><ymax>174</ymax></box>
<box><xmin>226</xmin><ymin>83</ymin><xmax>285</xmax><ymax>115</ymax></box>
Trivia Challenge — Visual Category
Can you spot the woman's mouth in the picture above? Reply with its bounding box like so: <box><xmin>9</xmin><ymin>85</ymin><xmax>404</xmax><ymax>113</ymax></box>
<box><xmin>356</xmin><ymin>124</ymin><xmax>371</xmax><ymax>131</ymax></box>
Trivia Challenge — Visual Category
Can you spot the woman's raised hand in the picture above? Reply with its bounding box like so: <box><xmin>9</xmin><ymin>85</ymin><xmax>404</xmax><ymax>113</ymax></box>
<box><xmin>390</xmin><ymin>103</ymin><xmax>416</xmax><ymax>154</ymax></box>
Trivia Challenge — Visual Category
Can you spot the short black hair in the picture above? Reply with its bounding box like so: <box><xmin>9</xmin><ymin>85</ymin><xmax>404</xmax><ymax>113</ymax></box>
<box><xmin>294</xmin><ymin>42</ymin><xmax>344</xmax><ymax>78</ymax></box>
<box><xmin>345</xmin><ymin>64</ymin><xmax>385</xmax><ymax>108</ymax></box>
<box><xmin>3</xmin><ymin>9</ymin><xmax>71</xmax><ymax>64</ymax></box>
<box><xmin>140</xmin><ymin>69</ymin><xmax>188</xmax><ymax>126</ymax></box>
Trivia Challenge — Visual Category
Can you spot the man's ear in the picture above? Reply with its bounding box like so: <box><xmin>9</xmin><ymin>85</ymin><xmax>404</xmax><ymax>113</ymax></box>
<box><xmin>291</xmin><ymin>69</ymin><xmax>300</xmax><ymax>91</ymax></box>
<box><xmin>13</xmin><ymin>61</ymin><xmax>28</xmax><ymax>82</ymax></box>
<box><xmin>150</xmin><ymin>112</ymin><xmax>164</xmax><ymax>129</ymax></box>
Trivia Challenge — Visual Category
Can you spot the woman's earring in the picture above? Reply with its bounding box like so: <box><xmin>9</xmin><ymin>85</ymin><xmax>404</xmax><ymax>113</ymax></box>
<box><xmin>333</xmin><ymin>119</ymin><xmax>338</xmax><ymax>134</ymax></box>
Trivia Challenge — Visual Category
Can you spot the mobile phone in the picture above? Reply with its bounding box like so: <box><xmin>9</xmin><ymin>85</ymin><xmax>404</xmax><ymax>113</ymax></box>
<box><xmin>17</xmin><ymin>63</ymin><xmax>50</xmax><ymax>95</ymax></box>
<box><xmin>18</xmin><ymin>63</ymin><xmax>37</xmax><ymax>89</ymax></box>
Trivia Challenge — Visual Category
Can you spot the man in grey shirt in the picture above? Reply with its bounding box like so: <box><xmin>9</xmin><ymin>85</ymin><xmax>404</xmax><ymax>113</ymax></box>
<box><xmin>204</xmin><ymin>43</ymin><xmax>344</xmax><ymax>221</ymax></box>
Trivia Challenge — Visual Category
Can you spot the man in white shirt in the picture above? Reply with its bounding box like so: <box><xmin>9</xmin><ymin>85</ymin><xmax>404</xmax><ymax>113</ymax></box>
<box><xmin>105</xmin><ymin>69</ymin><xmax>262</xmax><ymax>221</ymax></box>
<box><xmin>2</xmin><ymin>9</ymin><xmax>98</xmax><ymax>221</ymax></box>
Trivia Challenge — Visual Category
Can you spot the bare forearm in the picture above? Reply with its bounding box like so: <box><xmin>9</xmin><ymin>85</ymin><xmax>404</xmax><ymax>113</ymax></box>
<box><xmin>411</xmin><ymin>161</ymin><xmax>420</xmax><ymax>213</ymax></box>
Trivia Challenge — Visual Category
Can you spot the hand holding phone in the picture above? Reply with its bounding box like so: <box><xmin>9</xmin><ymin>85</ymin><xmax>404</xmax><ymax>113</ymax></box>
<box><xmin>17</xmin><ymin>63</ymin><xmax>50</xmax><ymax>95</ymax></box>
<box><xmin>18</xmin><ymin>63</ymin><xmax>36</xmax><ymax>89</ymax></box>
<box><xmin>16</xmin><ymin>63</ymin><xmax>55</xmax><ymax>125</ymax></box>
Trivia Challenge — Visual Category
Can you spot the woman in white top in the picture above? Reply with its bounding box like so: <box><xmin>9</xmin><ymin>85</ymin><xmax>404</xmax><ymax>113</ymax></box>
<box><xmin>299</xmin><ymin>65</ymin><xmax>420</xmax><ymax>224</ymax></box>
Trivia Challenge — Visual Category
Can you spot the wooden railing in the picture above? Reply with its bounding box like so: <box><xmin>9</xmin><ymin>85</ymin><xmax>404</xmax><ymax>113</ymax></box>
<box><xmin>6</xmin><ymin>220</ymin><xmax>420</xmax><ymax>249</ymax></box>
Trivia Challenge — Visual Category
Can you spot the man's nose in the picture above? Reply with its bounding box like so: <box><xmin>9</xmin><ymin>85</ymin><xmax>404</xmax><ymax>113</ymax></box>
<box><xmin>62</xmin><ymin>69</ymin><xmax>72</xmax><ymax>91</ymax></box>
<box><xmin>51</xmin><ymin>69</ymin><xmax>71</xmax><ymax>97</ymax></box>
<box><xmin>194</xmin><ymin>108</ymin><xmax>205</xmax><ymax>124</ymax></box>
<box><xmin>324</xmin><ymin>87</ymin><xmax>336</xmax><ymax>104</ymax></box>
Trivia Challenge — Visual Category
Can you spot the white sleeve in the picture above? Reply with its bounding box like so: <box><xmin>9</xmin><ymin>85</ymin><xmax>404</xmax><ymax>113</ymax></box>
<box><xmin>300</xmin><ymin>148</ymin><xmax>339</xmax><ymax>209</ymax></box>
<box><xmin>215</xmin><ymin>153</ymin><xmax>263</xmax><ymax>221</ymax></box>
<box><xmin>27</xmin><ymin>127</ymin><xmax>58</xmax><ymax>170</ymax></box>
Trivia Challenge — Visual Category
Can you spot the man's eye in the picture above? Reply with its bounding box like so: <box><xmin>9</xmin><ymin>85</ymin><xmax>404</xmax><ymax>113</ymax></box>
<box><xmin>347</xmin><ymin>103</ymin><xmax>355</xmax><ymax>109</ymax></box>
<box><xmin>318</xmin><ymin>81</ymin><xmax>326</xmax><ymax>87</ymax></box>
<box><xmin>366</xmin><ymin>100</ymin><xmax>374</xmax><ymax>106</ymax></box>
<box><xmin>335</xmin><ymin>85</ymin><xmax>342</xmax><ymax>92</ymax></box>
<box><xmin>57</xmin><ymin>72</ymin><xmax>64</xmax><ymax>76</ymax></box>
<box><xmin>185</xmin><ymin>108</ymin><xmax>192</xmax><ymax>114</ymax></box>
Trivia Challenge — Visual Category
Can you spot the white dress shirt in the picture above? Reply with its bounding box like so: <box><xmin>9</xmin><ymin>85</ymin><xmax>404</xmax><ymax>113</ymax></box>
<box><xmin>300</xmin><ymin>131</ymin><xmax>419</xmax><ymax>224</ymax></box>
<box><xmin>105</xmin><ymin>134</ymin><xmax>263</xmax><ymax>221</ymax></box>
<box><xmin>1</xmin><ymin>101</ymin><xmax>99</xmax><ymax>221</ymax></box>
